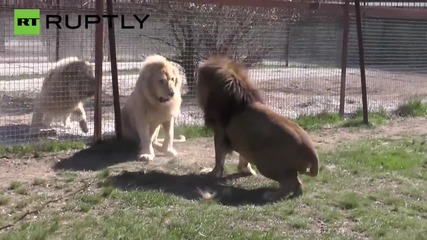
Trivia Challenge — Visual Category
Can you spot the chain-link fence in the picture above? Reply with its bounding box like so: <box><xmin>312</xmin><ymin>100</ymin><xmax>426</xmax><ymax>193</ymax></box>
<box><xmin>1</xmin><ymin>0</ymin><xmax>426</xmax><ymax>145</ymax></box>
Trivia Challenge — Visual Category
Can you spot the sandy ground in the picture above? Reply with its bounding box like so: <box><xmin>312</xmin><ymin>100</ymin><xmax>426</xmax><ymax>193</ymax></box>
<box><xmin>1</xmin><ymin>116</ymin><xmax>426</xmax><ymax>189</ymax></box>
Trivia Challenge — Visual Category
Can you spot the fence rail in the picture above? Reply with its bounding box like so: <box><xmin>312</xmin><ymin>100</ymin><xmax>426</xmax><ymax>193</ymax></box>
<box><xmin>1</xmin><ymin>0</ymin><xmax>427</xmax><ymax>145</ymax></box>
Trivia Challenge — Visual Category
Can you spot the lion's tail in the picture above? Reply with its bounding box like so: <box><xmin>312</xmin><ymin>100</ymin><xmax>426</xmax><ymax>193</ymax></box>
<box><xmin>155</xmin><ymin>135</ymin><xmax>187</xmax><ymax>143</ymax></box>
<box><xmin>308</xmin><ymin>155</ymin><xmax>319</xmax><ymax>177</ymax></box>
<box><xmin>300</xmin><ymin>150</ymin><xmax>319</xmax><ymax>177</ymax></box>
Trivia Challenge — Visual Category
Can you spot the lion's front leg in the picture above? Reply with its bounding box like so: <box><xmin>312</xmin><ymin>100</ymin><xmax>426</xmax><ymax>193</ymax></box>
<box><xmin>204</xmin><ymin>129</ymin><xmax>228</xmax><ymax>178</ymax></box>
<box><xmin>160</xmin><ymin>117</ymin><xmax>178</xmax><ymax>157</ymax></box>
<box><xmin>74</xmin><ymin>102</ymin><xmax>89</xmax><ymax>133</ymax></box>
<box><xmin>63</xmin><ymin>114</ymin><xmax>71</xmax><ymax>128</ymax></box>
<box><xmin>136</xmin><ymin>120</ymin><xmax>155</xmax><ymax>162</ymax></box>
<box><xmin>29</xmin><ymin>109</ymin><xmax>44</xmax><ymax>135</ymax></box>
<box><xmin>151</xmin><ymin>124</ymin><xmax>162</xmax><ymax>149</ymax></box>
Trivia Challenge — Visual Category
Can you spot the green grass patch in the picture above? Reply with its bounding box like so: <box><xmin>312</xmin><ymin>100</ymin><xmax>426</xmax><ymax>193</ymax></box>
<box><xmin>32</xmin><ymin>178</ymin><xmax>47</xmax><ymax>186</ymax></box>
<box><xmin>295</xmin><ymin>108</ymin><xmax>391</xmax><ymax>130</ymax></box>
<box><xmin>340</xmin><ymin>108</ymin><xmax>391</xmax><ymax>128</ymax></box>
<box><xmin>15</xmin><ymin>186</ymin><xmax>28</xmax><ymax>195</ymax></box>
<box><xmin>0</xmin><ymin>196</ymin><xmax>10</xmax><ymax>206</ymax></box>
<box><xmin>395</xmin><ymin>97</ymin><xmax>427</xmax><ymax>117</ymax></box>
<box><xmin>295</xmin><ymin>111</ymin><xmax>342</xmax><ymax>130</ymax></box>
<box><xmin>96</xmin><ymin>169</ymin><xmax>111</xmax><ymax>180</ymax></box>
<box><xmin>58</xmin><ymin>171</ymin><xmax>79</xmax><ymax>183</ymax></box>
<box><xmin>323</xmin><ymin>137</ymin><xmax>427</xmax><ymax>178</ymax></box>
<box><xmin>157</xmin><ymin>125</ymin><xmax>213</xmax><ymax>139</ymax></box>
<box><xmin>0</xmin><ymin>140</ymin><xmax>86</xmax><ymax>157</ymax></box>
<box><xmin>1</xmin><ymin>137</ymin><xmax>426</xmax><ymax>239</ymax></box>
<box><xmin>8</xmin><ymin>181</ymin><xmax>23</xmax><ymax>190</ymax></box>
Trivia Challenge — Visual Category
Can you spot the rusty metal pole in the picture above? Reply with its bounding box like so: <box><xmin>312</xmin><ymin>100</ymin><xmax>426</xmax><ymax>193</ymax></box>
<box><xmin>339</xmin><ymin>0</ymin><xmax>350</xmax><ymax>117</ymax></box>
<box><xmin>285</xmin><ymin>24</ymin><xmax>291</xmax><ymax>67</ymax></box>
<box><xmin>354</xmin><ymin>0</ymin><xmax>369</xmax><ymax>125</ymax></box>
<box><xmin>106</xmin><ymin>0</ymin><xmax>122</xmax><ymax>139</ymax></box>
<box><xmin>55</xmin><ymin>0</ymin><xmax>61</xmax><ymax>61</ymax></box>
<box><xmin>93</xmin><ymin>0</ymin><xmax>104</xmax><ymax>143</ymax></box>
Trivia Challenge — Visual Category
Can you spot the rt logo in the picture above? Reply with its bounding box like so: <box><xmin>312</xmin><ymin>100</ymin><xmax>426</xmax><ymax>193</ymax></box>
<box><xmin>14</xmin><ymin>9</ymin><xmax>40</xmax><ymax>35</ymax></box>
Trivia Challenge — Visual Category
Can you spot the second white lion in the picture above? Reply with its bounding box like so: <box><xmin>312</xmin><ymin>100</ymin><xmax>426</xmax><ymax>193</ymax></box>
<box><xmin>121</xmin><ymin>54</ymin><xmax>185</xmax><ymax>162</ymax></box>
<box><xmin>30</xmin><ymin>57</ymin><xmax>96</xmax><ymax>135</ymax></box>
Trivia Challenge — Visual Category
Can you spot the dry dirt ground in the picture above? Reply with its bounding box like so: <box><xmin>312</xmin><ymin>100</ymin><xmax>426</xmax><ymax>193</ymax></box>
<box><xmin>1</xmin><ymin>117</ymin><xmax>426</xmax><ymax>190</ymax></box>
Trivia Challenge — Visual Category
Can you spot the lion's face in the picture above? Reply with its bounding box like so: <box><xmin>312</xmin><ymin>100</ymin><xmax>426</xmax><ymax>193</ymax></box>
<box><xmin>150</xmin><ymin>65</ymin><xmax>182</xmax><ymax>103</ymax></box>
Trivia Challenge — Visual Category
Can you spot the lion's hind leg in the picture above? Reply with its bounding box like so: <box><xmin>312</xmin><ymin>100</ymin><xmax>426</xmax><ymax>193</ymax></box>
<box><xmin>262</xmin><ymin>171</ymin><xmax>303</xmax><ymax>202</ymax></box>
<box><xmin>74</xmin><ymin>102</ymin><xmax>89</xmax><ymax>133</ymax></box>
<box><xmin>29</xmin><ymin>110</ymin><xmax>57</xmax><ymax>137</ymax></box>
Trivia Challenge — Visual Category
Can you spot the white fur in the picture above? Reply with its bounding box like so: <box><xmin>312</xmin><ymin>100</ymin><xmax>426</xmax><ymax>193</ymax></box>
<box><xmin>121</xmin><ymin>54</ymin><xmax>186</xmax><ymax>162</ymax></box>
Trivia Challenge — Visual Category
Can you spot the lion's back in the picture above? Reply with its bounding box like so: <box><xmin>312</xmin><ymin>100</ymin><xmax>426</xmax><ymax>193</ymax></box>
<box><xmin>36</xmin><ymin>57</ymin><xmax>93</xmax><ymax>113</ymax></box>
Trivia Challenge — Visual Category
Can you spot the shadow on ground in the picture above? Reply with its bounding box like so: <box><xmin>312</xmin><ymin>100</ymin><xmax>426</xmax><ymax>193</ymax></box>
<box><xmin>53</xmin><ymin>138</ymin><xmax>140</xmax><ymax>171</ymax></box>
<box><xmin>107</xmin><ymin>170</ymin><xmax>283</xmax><ymax>206</ymax></box>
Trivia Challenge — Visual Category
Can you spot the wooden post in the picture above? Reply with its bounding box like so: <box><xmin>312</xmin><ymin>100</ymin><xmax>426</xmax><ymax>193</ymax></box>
<box><xmin>354</xmin><ymin>0</ymin><xmax>369</xmax><ymax>125</ymax></box>
<box><xmin>106</xmin><ymin>0</ymin><xmax>122</xmax><ymax>139</ymax></box>
<box><xmin>93</xmin><ymin>0</ymin><xmax>104</xmax><ymax>143</ymax></box>
<box><xmin>339</xmin><ymin>0</ymin><xmax>350</xmax><ymax>117</ymax></box>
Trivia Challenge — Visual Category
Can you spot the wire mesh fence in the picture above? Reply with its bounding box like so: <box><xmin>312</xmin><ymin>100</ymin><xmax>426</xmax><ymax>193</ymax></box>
<box><xmin>1</xmin><ymin>0</ymin><xmax>427</xmax><ymax>145</ymax></box>
<box><xmin>347</xmin><ymin>14</ymin><xmax>427</xmax><ymax>113</ymax></box>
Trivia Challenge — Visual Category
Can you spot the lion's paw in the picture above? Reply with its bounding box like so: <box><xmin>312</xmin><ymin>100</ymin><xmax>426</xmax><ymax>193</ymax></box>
<box><xmin>199</xmin><ymin>167</ymin><xmax>213</xmax><ymax>174</ymax></box>
<box><xmin>139</xmin><ymin>153</ymin><xmax>155</xmax><ymax>162</ymax></box>
<box><xmin>200</xmin><ymin>167</ymin><xmax>223</xmax><ymax>178</ymax></box>
<box><xmin>165</xmin><ymin>148</ymin><xmax>178</xmax><ymax>157</ymax></box>
<box><xmin>238</xmin><ymin>165</ymin><xmax>258</xmax><ymax>177</ymax></box>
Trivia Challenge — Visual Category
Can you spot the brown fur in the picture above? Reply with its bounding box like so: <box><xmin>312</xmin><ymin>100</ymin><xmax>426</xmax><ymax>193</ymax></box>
<box><xmin>30</xmin><ymin>57</ymin><xmax>96</xmax><ymax>135</ymax></box>
<box><xmin>196</xmin><ymin>56</ymin><xmax>319</xmax><ymax>201</ymax></box>
<box><xmin>121</xmin><ymin>54</ymin><xmax>185</xmax><ymax>162</ymax></box>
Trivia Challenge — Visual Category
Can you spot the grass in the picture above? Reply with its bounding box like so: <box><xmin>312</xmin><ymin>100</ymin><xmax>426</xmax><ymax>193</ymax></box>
<box><xmin>295</xmin><ymin>111</ymin><xmax>342</xmax><ymax>130</ymax></box>
<box><xmin>295</xmin><ymin>108</ymin><xmax>391</xmax><ymax>130</ymax></box>
<box><xmin>290</xmin><ymin>96</ymin><xmax>426</xmax><ymax>131</ymax></box>
<box><xmin>0</xmin><ymin>136</ymin><xmax>426</xmax><ymax>239</ymax></box>
<box><xmin>157</xmin><ymin>124</ymin><xmax>213</xmax><ymax>139</ymax></box>
<box><xmin>0</xmin><ymin>196</ymin><xmax>10</xmax><ymax>206</ymax></box>
<box><xmin>8</xmin><ymin>181</ymin><xmax>23</xmax><ymax>190</ymax></box>
<box><xmin>395</xmin><ymin>97</ymin><xmax>427</xmax><ymax>117</ymax></box>
<box><xmin>340</xmin><ymin>107</ymin><xmax>391</xmax><ymax>128</ymax></box>
<box><xmin>32</xmin><ymin>178</ymin><xmax>47</xmax><ymax>186</ymax></box>
<box><xmin>0</xmin><ymin>140</ymin><xmax>86</xmax><ymax>157</ymax></box>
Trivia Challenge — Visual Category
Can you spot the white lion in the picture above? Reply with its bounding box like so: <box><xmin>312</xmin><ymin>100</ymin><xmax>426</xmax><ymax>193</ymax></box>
<box><xmin>121</xmin><ymin>54</ymin><xmax>186</xmax><ymax>162</ymax></box>
<box><xmin>30</xmin><ymin>57</ymin><xmax>96</xmax><ymax>135</ymax></box>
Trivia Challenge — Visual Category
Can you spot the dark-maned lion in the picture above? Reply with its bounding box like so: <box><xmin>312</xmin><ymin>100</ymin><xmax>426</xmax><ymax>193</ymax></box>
<box><xmin>30</xmin><ymin>57</ymin><xmax>96</xmax><ymax>136</ymax></box>
<box><xmin>196</xmin><ymin>56</ymin><xmax>319</xmax><ymax>201</ymax></box>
